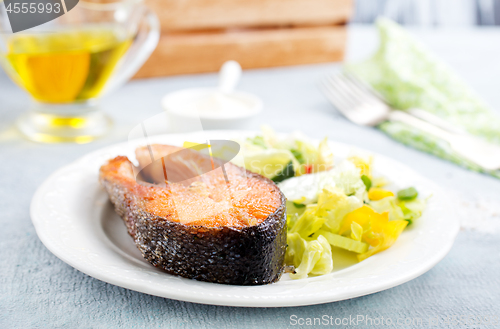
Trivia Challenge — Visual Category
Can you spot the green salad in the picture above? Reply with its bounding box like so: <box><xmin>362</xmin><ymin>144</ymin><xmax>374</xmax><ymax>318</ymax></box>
<box><xmin>278</xmin><ymin>157</ymin><xmax>426</xmax><ymax>279</ymax></box>
<box><xmin>234</xmin><ymin>128</ymin><xmax>427</xmax><ymax>280</ymax></box>
<box><xmin>231</xmin><ymin>126</ymin><xmax>334</xmax><ymax>182</ymax></box>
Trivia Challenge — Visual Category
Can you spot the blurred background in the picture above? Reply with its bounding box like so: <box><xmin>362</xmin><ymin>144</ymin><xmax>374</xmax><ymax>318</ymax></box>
<box><xmin>133</xmin><ymin>0</ymin><xmax>500</xmax><ymax>79</ymax></box>
<box><xmin>353</xmin><ymin>0</ymin><xmax>500</xmax><ymax>26</ymax></box>
<box><xmin>2</xmin><ymin>0</ymin><xmax>500</xmax><ymax>143</ymax></box>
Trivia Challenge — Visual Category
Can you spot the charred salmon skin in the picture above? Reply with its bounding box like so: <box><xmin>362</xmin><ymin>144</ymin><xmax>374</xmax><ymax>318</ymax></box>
<box><xmin>99</xmin><ymin>144</ymin><xmax>287</xmax><ymax>285</ymax></box>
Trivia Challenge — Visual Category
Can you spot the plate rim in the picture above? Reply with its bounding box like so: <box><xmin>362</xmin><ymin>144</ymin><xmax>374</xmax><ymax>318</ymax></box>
<box><xmin>30</xmin><ymin>130</ymin><xmax>460</xmax><ymax>307</ymax></box>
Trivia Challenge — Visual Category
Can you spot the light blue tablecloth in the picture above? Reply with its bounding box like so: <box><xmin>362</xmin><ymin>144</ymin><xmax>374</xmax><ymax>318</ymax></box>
<box><xmin>1</xmin><ymin>26</ymin><xmax>500</xmax><ymax>328</ymax></box>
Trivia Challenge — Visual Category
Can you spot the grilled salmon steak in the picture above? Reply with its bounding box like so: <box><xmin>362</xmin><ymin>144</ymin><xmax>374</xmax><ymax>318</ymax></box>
<box><xmin>99</xmin><ymin>144</ymin><xmax>287</xmax><ymax>285</ymax></box>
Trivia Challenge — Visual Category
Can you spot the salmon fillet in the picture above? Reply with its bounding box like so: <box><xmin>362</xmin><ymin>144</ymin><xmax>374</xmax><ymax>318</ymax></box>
<box><xmin>99</xmin><ymin>144</ymin><xmax>287</xmax><ymax>285</ymax></box>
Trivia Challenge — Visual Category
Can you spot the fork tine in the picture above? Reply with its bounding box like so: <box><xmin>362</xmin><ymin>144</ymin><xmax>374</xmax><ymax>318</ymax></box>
<box><xmin>335</xmin><ymin>73</ymin><xmax>383</xmax><ymax>107</ymax></box>
<box><xmin>322</xmin><ymin>76</ymin><xmax>365</xmax><ymax>114</ymax></box>
<box><xmin>329</xmin><ymin>75</ymin><xmax>364</xmax><ymax>104</ymax></box>
<box><xmin>343</xmin><ymin>71</ymin><xmax>387</xmax><ymax>103</ymax></box>
<box><xmin>325</xmin><ymin>75</ymin><xmax>361</xmax><ymax>108</ymax></box>
<box><xmin>318</xmin><ymin>79</ymin><xmax>352</xmax><ymax>113</ymax></box>
<box><xmin>319</xmin><ymin>71</ymin><xmax>390</xmax><ymax>126</ymax></box>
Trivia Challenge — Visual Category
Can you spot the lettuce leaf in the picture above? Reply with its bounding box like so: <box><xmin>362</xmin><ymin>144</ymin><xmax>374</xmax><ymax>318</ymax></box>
<box><xmin>286</xmin><ymin>233</ymin><xmax>333</xmax><ymax>279</ymax></box>
<box><xmin>318</xmin><ymin>187</ymin><xmax>363</xmax><ymax>233</ymax></box>
<box><xmin>368</xmin><ymin>196</ymin><xmax>405</xmax><ymax>221</ymax></box>
<box><xmin>310</xmin><ymin>235</ymin><xmax>334</xmax><ymax>276</ymax></box>
<box><xmin>279</xmin><ymin>160</ymin><xmax>367</xmax><ymax>205</ymax></box>
<box><xmin>288</xmin><ymin>186</ymin><xmax>363</xmax><ymax>238</ymax></box>
<box><xmin>369</xmin><ymin>195</ymin><xmax>426</xmax><ymax>224</ymax></box>
<box><xmin>319</xmin><ymin>161</ymin><xmax>367</xmax><ymax>201</ymax></box>
<box><xmin>400</xmin><ymin>198</ymin><xmax>426</xmax><ymax>224</ymax></box>
<box><xmin>290</xmin><ymin>205</ymin><xmax>325</xmax><ymax>238</ymax></box>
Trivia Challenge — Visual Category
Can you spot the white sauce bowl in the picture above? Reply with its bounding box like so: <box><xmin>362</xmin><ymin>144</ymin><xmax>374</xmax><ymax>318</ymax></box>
<box><xmin>162</xmin><ymin>88</ymin><xmax>263</xmax><ymax>132</ymax></box>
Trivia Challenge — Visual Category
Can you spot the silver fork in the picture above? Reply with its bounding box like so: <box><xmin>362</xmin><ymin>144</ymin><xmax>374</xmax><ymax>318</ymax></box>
<box><xmin>319</xmin><ymin>72</ymin><xmax>500</xmax><ymax>171</ymax></box>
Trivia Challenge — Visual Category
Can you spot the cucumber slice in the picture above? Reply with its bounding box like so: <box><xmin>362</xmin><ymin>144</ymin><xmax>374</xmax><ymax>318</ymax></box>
<box><xmin>318</xmin><ymin>230</ymin><xmax>369</xmax><ymax>253</ymax></box>
<box><xmin>241</xmin><ymin>149</ymin><xmax>295</xmax><ymax>180</ymax></box>
<box><xmin>272</xmin><ymin>161</ymin><xmax>295</xmax><ymax>183</ymax></box>
<box><xmin>361</xmin><ymin>175</ymin><xmax>372</xmax><ymax>191</ymax></box>
<box><xmin>397</xmin><ymin>187</ymin><xmax>418</xmax><ymax>201</ymax></box>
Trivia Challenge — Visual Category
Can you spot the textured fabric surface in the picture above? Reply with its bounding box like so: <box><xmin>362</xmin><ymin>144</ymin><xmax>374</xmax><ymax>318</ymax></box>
<box><xmin>1</xmin><ymin>27</ymin><xmax>500</xmax><ymax>328</ymax></box>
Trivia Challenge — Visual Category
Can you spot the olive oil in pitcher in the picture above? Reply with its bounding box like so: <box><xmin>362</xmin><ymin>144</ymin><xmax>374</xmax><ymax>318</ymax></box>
<box><xmin>4</xmin><ymin>26</ymin><xmax>132</xmax><ymax>103</ymax></box>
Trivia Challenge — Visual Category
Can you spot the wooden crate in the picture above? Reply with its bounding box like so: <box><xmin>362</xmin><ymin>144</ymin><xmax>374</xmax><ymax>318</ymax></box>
<box><xmin>134</xmin><ymin>0</ymin><xmax>352</xmax><ymax>77</ymax></box>
<box><xmin>135</xmin><ymin>26</ymin><xmax>347</xmax><ymax>77</ymax></box>
<box><xmin>146</xmin><ymin>0</ymin><xmax>353</xmax><ymax>31</ymax></box>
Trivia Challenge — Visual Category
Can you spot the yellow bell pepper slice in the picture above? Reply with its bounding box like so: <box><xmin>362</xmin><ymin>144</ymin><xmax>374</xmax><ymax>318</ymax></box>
<box><xmin>339</xmin><ymin>205</ymin><xmax>375</xmax><ymax>236</ymax></box>
<box><xmin>339</xmin><ymin>205</ymin><xmax>409</xmax><ymax>261</ymax></box>
<box><xmin>358</xmin><ymin>220</ymin><xmax>408</xmax><ymax>261</ymax></box>
<box><xmin>368</xmin><ymin>188</ymin><xmax>394</xmax><ymax>201</ymax></box>
<box><xmin>340</xmin><ymin>205</ymin><xmax>388</xmax><ymax>247</ymax></box>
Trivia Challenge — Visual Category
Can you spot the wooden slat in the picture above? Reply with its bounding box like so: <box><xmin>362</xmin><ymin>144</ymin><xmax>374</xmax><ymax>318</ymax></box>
<box><xmin>146</xmin><ymin>0</ymin><xmax>353</xmax><ymax>31</ymax></box>
<box><xmin>134</xmin><ymin>26</ymin><xmax>347</xmax><ymax>78</ymax></box>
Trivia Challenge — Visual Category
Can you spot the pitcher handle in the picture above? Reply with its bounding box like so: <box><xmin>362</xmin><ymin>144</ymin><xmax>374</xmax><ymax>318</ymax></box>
<box><xmin>104</xmin><ymin>6</ymin><xmax>160</xmax><ymax>94</ymax></box>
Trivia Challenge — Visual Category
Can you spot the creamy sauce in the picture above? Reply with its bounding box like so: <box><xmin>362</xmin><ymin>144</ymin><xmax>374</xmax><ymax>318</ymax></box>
<box><xmin>176</xmin><ymin>92</ymin><xmax>256</xmax><ymax>118</ymax></box>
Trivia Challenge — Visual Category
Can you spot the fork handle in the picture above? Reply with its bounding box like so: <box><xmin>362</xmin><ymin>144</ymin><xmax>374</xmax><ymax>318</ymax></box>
<box><xmin>407</xmin><ymin>108</ymin><xmax>466</xmax><ymax>134</ymax></box>
<box><xmin>387</xmin><ymin>110</ymin><xmax>454</xmax><ymax>141</ymax></box>
<box><xmin>388</xmin><ymin>110</ymin><xmax>500</xmax><ymax>171</ymax></box>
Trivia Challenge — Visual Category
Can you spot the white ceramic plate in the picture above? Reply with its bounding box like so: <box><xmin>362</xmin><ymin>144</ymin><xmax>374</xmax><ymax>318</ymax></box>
<box><xmin>31</xmin><ymin>130</ymin><xmax>459</xmax><ymax>307</ymax></box>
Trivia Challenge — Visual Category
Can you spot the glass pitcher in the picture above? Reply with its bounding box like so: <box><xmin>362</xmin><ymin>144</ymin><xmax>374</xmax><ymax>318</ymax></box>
<box><xmin>0</xmin><ymin>0</ymin><xmax>159</xmax><ymax>143</ymax></box>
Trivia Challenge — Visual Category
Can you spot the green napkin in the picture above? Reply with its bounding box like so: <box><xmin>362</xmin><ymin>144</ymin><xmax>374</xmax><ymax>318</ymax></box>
<box><xmin>347</xmin><ymin>18</ymin><xmax>500</xmax><ymax>178</ymax></box>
